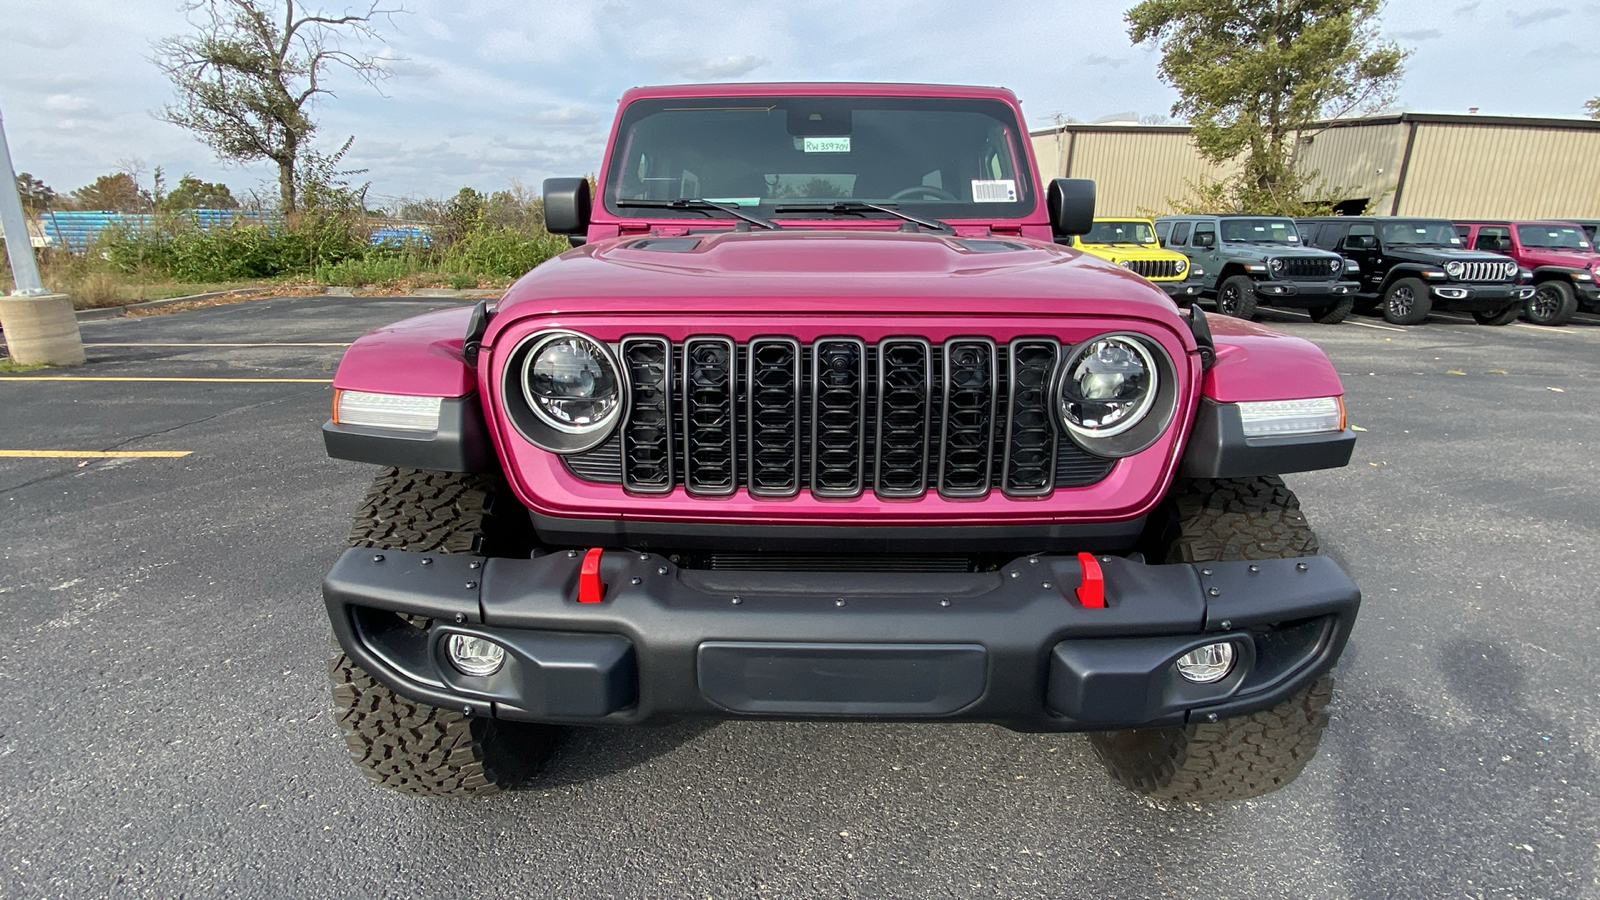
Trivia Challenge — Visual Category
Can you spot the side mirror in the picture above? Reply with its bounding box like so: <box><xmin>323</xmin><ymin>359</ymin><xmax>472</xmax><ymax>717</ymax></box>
<box><xmin>1346</xmin><ymin>234</ymin><xmax>1376</xmax><ymax>250</ymax></box>
<box><xmin>1192</xmin><ymin>231</ymin><xmax>1215</xmax><ymax>249</ymax></box>
<box><xmin>1047</xmin><ymin>178</ymin><xmax>1095</xmax><ymax>237</ymax></box>
<box><xmin>543</xmin><ymin>177</ymin><xmax>592</xmax><ymax>236</ymax></box>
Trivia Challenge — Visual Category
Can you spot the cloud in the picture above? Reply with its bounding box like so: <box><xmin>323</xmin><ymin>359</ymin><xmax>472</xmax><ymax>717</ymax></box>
<box><xmin>1393</xmin><ymin>29</ymin><xmax>1443</xmax><ymax>41</ymax></box>
<box><xmin>1509</xmin><ymin>7</ymin><xmax>1569</xmax><ymax>27</ymax></box>
<box><xmin>41</xmin><ymin>93</ymin><xmax>92</xmax><ymax>112</ymax></box>
<box><xmin>380</xmin><ymin>58</ymin><xmax>441</xmax><ymax>79</ymax></box>
<box><xmin>1084</xmin><ymin>54</ymin><xmax>1131</xmax><ymax>68</ymax></box>
<box><xmin>1454</xmin><ymin>1</ymin><xmax>1480</xmax><ymax>13</ymax></box>
<box><xmin>667</xmin><ymin>55</ymin><xmax>770</xmax><ymax>81</ymax></box>
<box><xmin>524</xmin><ymin>106</ymin><xmax>605</xmax><ymax>129</ymax></box>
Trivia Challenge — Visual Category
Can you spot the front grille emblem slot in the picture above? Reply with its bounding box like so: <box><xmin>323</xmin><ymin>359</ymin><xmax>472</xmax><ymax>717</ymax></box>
<box><xmin>683</xmin><ymin>336</ymin><xmax>737</xmax><ymax>496</ymax></box>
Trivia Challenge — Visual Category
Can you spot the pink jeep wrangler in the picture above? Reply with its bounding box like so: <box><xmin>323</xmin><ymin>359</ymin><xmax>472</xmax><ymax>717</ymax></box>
<box><xmin>1455</xmin><ymin>221</ymin><xmax>1600</xmax><ymax>326</ymax></box>
<box><xmin>320</xmin><ymin>83</ymin><xmax>1360</xmax><ymax>802</ymax></box>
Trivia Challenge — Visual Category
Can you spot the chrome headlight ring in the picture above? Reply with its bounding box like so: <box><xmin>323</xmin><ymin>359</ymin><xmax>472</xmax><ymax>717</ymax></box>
<box><xmin>502</xmin><ymin>329</ymin><xmax>629</xmax><ymax>454</ymax></box>
<box><xmin>1052</xmin><ymin>332</ymin><xmax>1178</xmax><ymax>458</ymax></box>
<box><xmin>1445</xmin><ymin>261</ymin><xmax>1464</xmax><ymax>278</ymax></box>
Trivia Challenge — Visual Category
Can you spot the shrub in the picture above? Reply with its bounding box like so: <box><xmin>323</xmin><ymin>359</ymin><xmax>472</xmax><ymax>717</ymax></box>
<box><xmin>443</xmin><ymin>226</ymin><xmax>568</xmax><ymax>279</ymax></box>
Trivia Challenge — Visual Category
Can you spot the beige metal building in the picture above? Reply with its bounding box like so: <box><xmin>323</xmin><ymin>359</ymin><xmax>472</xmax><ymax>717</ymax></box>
<box><xmin>1030</xmin><ymin>112</ymin><xmax>1600</xmax><ymax>220</ymax></box>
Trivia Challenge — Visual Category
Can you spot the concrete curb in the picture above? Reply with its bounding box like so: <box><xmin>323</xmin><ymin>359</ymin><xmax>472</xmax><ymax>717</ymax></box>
<box><xmin>67</xmin><ymin>286</ymin><xmax>497</xmax><ymax>321</ymax></box>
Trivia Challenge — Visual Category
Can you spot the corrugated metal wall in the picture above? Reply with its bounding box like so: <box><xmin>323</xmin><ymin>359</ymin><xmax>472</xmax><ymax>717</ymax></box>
<box><xmin>1030</xmin><ymin>126</ymin><xmax>1234</xmax><ymax>216</ymax></box>
<box><xmin>1292</xmin><ymin>122</ymin><xmax>1407</xmax><ymax>212</ymax></box>
<box><xmin>1398</xmin><ymin>124</ymin><xmax>1600</xmax><ymax>218</ymax></box>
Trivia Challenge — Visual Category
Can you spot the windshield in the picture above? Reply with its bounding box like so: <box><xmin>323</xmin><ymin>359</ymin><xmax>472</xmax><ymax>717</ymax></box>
<box><xmin>1381</xmin><ymin>220</ymin><xmax>1463</xmax><ymax>247</ymax></box>
<box><xmin>1219</xmin><ymin>218</ymin><xmax>1301</xmax><ymax>244</ymax></box>
<box><xmin>1516</xmin><ymin>224</ymin><xmax>1593</xmax><ymax>250</ymax></box>
<box><xmin>604</xmin><ymin>95</ymin><xmax>1035</xmax><ymax>220</ymax></box>
<box><xmin>1083</xmin><ymin>221</ymin><xmax>1156</xmax><ymax>244</ymax></box>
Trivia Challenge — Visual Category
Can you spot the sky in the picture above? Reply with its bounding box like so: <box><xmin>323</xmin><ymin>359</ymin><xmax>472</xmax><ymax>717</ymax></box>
<box><xmin>1</xmin><ymin>0</ymin><xmax>1597</xmax><ymax>208</ymax></box>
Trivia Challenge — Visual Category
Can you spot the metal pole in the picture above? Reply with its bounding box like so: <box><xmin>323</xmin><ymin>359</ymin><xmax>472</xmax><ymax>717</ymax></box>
<box><xmin>0</xmin><ymin>103</ymin><xmax>48</xmax><ymax>295</ymax></box>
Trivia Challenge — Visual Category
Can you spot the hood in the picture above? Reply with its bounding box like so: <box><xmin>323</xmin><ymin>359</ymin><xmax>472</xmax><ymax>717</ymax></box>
<box><xmin>1520</xmin><ymin>249</ymin><xmax>1600</xmax><ymax>268</ymax></box>
<box><xmin>497</xmin><ymin>230</ymin><xmax>1182</xmax><ymax>320</ymax></box>
<box><xmin>1385</xmin><ymin>246</ymin><xmax>1509</xmax><ymax>264</ymax></box>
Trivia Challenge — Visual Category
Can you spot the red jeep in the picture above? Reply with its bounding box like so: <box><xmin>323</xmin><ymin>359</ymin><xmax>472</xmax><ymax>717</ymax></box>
<box><xmin>1455</xmin><ymin>221</ymin><xmax>1600</xmax><ymax>325</ymax></box>
<box><xmin>320</xmin><ymin>83</ymin><xmax>1360</xmax><ymax>802</ymax></box>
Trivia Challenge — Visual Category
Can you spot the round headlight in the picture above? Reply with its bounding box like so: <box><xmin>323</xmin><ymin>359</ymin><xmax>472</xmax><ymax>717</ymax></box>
<box><xmin>1445</xmin><ymin>261</ymin><xmax>1464</xmax><ymax>278</ymax></box>
<box><xmin>1173</xmin><ymin>258</ymin><xmax>1187</xmax><ymax>273</ymax></box>
<box><xmin>1269</xmin><ymin>257</ymin><xmax>1285</xmax><ymax>272</ymax></box>
<box><xmin>1117</xmin><ymin>259</ymin><xmax>1133</xmax><ymax>269</ymax></box>
<box><xmin>520</xmin><ymin>332</ymin><xmax>623</xmax><ymax>436</ymax></box>
<box><xmin>1057</xmin><ymin>336</ymin><xmax>1158</xmax><ymax>439</ymax></box>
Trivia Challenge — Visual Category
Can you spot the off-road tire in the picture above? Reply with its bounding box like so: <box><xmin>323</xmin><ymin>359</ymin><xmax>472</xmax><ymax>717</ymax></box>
<box><xmin>1382</xmin><ymin>276</ymin><xmax>1431</xmax><ymax>325</ymax></box>
<box><xmin>1307</xmin><ymin>296</ymin><xmax>1354</xmax><ymax>324</ymax></box>
<box><xmin>331</xmin><ymin>467</ymin><xmax>555</xmax><ymax>795</ymax></box>
<box><xmin>1525</xmin><ymin>279</ymin><xmax>1577</xmax><ymax>327</ymax></box>
<box><xmin>1089</xmin><ymin>675</ymin><xmax>1333</xmax><ymax>802</ymax></box>
<box><xmin>1216</xmin><ymin>275</ymin><xmax>1259</xmax><ymax>319</ymax></box>
<box><xmin>1472</xmin><ymin>305</ymin><xmax>1522</xmax><ymax>326</ymax></box>
<box><xmin>1091</xmin><ymin>476</ymin><xmax>1332</xmax><ymax>801</ymax></box>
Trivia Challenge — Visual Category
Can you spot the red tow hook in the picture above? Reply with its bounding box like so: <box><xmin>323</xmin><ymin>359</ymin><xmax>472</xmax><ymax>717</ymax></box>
<box><xmin>1076</xmin><ymin>552</ymin><xmax>1105</xmax><ymax>608</ymax></box>
<box><xmin>577</xmin><ymin>547</ymin><xmax>606</xmax><ymax>603</ymax></box>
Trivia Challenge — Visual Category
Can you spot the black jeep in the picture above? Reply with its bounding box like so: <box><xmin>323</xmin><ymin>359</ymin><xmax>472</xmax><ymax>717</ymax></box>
<box><xmin>1155</xmin><ymin>215</ymin><xmax>1358</xmax><ymax>323</ymax></box>
<box><xmin>1296</xmin><ymin>217</ymin><xmax>1534</xmax><ymax>326</ymax></box>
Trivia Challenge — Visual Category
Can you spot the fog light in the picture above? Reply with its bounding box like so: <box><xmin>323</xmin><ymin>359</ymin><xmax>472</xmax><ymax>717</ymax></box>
<box><xmin>1175</xmin><ymin>642</ymin><xmax>1235</xmax><ymax>683</ymax></box>
<box><xmin>447</xmin><ymin>634</ymin><xmax>506</xmax><ymax>676</ymax></box>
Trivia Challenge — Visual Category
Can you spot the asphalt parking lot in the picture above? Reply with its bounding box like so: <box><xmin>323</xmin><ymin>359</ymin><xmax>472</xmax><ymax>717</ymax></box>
<box><xmin>2</xmin><ymin>296</ymin><xmax>1598</xmax><ymax>899</ymax></box>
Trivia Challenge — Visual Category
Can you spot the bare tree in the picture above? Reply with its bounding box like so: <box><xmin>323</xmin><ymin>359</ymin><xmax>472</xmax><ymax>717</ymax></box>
<box><xmin>153</xmin><ymin>0</ymin><xmax>398</xmax><ymax>213</ymax></box>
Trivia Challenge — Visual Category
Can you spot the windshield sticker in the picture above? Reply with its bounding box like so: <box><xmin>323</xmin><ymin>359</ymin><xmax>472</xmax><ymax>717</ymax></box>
<box><xmin>704</xmin><ymin>198</ymin><xmax>763</xmax><ymax>207</ymax></box>
<box><xmin>802</xmin><ymin>136</ymin><xmax>851</xmax><ymax>153</ymax></box>
<box><xmin>971</xmin><ymin>179</ymin><xmax>1017</xmax><ymax>203</ymax></box>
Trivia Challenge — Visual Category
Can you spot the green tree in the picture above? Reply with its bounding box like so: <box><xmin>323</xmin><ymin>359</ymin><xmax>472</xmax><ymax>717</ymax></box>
<box><xmin>157</xmin><ymin>174</ymin><xmax>240</xmax><ymax>211</ymax></box>
<box><xmin>1128</xmin><ymin>0</ymin><xmax>1407</xmax><ymax>213</ymax></box>
<box><xmin>1587</xmin><ymin>96</ymin><xmax>1599</xmax><ymax>120</ymax></box>
<box><xmin>153</xmin><ymin>0</ymin><xmax>396</xmax><ymax>213</ymax></box>
<box><xmin>69</xmin><ymin>173</ymin><xmax>150</xmax><ymax>212</ymax></box>
<box><xmin>15</xmin><ymin>173</ymin><xmax>57</xmax><ymax>211</ymax></box>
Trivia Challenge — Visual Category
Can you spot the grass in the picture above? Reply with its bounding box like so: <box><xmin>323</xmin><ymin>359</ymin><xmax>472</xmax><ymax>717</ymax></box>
<box><xmin>0</xmin><ymin>358</ymin><xmax>49</xmax><ymax>374</ymax></box>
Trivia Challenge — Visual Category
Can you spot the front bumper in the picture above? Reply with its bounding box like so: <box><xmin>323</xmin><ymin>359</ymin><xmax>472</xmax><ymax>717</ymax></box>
<box><xmin>1428</xmin><ymin>283</ymin><xmax>1535</xmax><ymax>311</ymax></box>
<box><xmin>1249</xmin><ymin>279</ymin><xmax>1359</xmax><ymax>308</ymax></box>
<box><xmin>325</xmin><ymin>547</ymin><xmax>1360</xmax><ymax>732</ymax></box>
<box><xmin>1159</xmin><ymin>281</ymin><xmax>1204</xmax><ymax>300</ymax></box>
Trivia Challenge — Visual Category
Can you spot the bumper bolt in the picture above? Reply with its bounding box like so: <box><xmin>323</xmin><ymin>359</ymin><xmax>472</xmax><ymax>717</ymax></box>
<box><xmin>1206</xmin><ymin>713</ymin><xmax>1218</xmax><ymax>722</ymax></box>
<box><xmin>639</xmin><ymin>553</ymin><xmax>649</xmax><ymax>560</ymax></box>
<box><xmin>835</xmin><ymin>598</ymin><xmax>846</xmax><ymax>607</ymax></box>
<box><xmin>1009</xmin><ymin>571</ymin><xmax>1019</xmax><ymax>578</ymax></box>
<box><xmin>469</xmin><ymin>561</ymin><xmax>481</xmax><ymax>570</ymax></box>
<box><xmin>1248</xmin><ymin>565</ymin><xmax>1259</xmax><ymax>573</ymax></box>
<box><xmin>631</xmin><ymin>577</ymin><xmax>642</xmax><ymax>585</ymax></box>
<box><xmin>567</xmin><ymin>550</ymin><xmax>578</xmax><ymax>558</ymax></box>
<box><xmin>1208</xmin><ymin>587</ymin><xmax>1220</xmax><ymax>596</ymax></box>
<box><xmin>1201</xmin><ymin>568</ymin><xmax>1213</xmax><ymax>576</ymax></box>
<box><xmin>1042</xmin><ymin>582</ymin><xmax>1051</xmax><ymax>589</ymax></box>
<box><xmin>462</xmin><ymin>706</ymin><xmax>473</xmax><ymax>717</ymax></box>
<box><xmin>1296</xmin><ymin>562</ymin><xmax>1309</xmax><ymax>571</ymax></box>
<box><xmin>1028</xmin><ymin>557</ymin><xmax>1039</xmax><ymax>565</ymax></box>
<box><xmin>939</xmin><ymin>599</ymin><xmax>950</xmax><ymax>607</ymax></box>
<box><xmin>657</xmin><ymin>566</ymin><xmax>669</xmax><ymax>575</ymax></box>
<box><xmin>455</xmin><ymin>612</ymin><xmax>466</xmax><ymax>623</ymax></box>
<box><xmin>420</xmin><ymin>557</ymin><xmax>432</xmax><ymax>566</ymax></box>
<box><xmin>372</xmin><ymin>554</ymin><xmax>384</xmax><ymax>562</ymax></box>
<box><xmin>731</xmin><ymin>596</ymin><xmax>742</xmax><ymax>605</ymax></box>
<box><xmin>465</xmin><ymin>581</ymin><xmax>478</xmax><ymax>590</ymax></box>
<box><xmin>1220</xmin><ymin>619</ymin><xmax>1232</xmax><ymax>629</ymax></box>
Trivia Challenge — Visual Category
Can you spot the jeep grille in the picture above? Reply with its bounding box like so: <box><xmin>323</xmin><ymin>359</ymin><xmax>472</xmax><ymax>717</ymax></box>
<box><xmin>1126</xmin><ymin>259</ymin><xmax>1184</xmax><ymax>280</ymax></box>
<box><xmin>1270</xmin><ymin>256</ymin><xmax>1342</xmax><ymax>280</ymax></box>
<box><xmin>564</xmin><ymin>336</ymin><xmax>1115</xmax><ymax>499</ymax></box>
<box><xmin>1456</xmin><ymin>260</ymin><xmax>1517</xmax><ymax>283</ymax></box>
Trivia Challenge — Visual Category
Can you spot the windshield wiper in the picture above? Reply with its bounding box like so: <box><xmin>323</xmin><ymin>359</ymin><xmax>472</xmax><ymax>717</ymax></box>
<box><xmin>616</xmin><ymin>198</ymin><xmax>781</xmax><ymax>230</ymax></box>
<box><xmin>773</xmin><ymin>201</ymin><xmax>954</xmax><ymax>233</ymax></box>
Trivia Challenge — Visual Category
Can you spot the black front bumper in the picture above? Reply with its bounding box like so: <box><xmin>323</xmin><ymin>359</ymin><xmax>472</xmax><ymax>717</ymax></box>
<box><xmin>326</xmin><ymin>547</ymin><xmax>1360</xmax><ymax>732</ymax></box>
<box><xmin>1158</xmin><ymin>281</ymin><xmax>1204</xmax><ymax>300</ymax></box>
<box><xmin>1427</xmin><ymin>282</ymin><xmax>1535</xmax><ymax>312</ymax></box>
<box><xmin>1249</xmin><ymin>279</ymin><xmax>1359</xmax><ymax>308</ymax></box>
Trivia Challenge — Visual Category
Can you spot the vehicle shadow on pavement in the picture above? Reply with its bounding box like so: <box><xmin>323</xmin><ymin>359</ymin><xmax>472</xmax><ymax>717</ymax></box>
<box><xmin>1329</xmin><ymin>636</ymin><xmax>1598</xmax><ymax>897</ymax></box>
<box><xmin>520</xmin><ymin>719</ymin><xmax>722</xmax><ymax>788</ymax></box>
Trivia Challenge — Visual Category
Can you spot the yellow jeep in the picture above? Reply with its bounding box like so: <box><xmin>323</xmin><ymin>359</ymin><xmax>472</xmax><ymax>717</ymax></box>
<box><xmin>1066</xmin><ymin>218</ymin><xmax>1202</xmax><ymax>301</ymax></box>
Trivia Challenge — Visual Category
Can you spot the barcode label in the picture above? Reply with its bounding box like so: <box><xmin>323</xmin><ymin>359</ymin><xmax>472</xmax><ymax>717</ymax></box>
<box><xmin>971</xmin><ymin>179</ymin><xmax>1017</xmax><ymax>203</ymax></box>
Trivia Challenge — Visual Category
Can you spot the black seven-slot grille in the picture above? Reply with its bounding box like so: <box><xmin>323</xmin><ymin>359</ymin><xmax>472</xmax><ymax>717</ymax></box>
<box><xmin>1272</xmin><ymin>256</ymin><xmax>1342</xmax><ymax>280</ymax></box>
<box><xmin>1126</xmin><ymin>259</ymin><xmax>1184</xmax><ymax>279</ymax></box>
<box><xmin>565</xmin><ymin>336</ymin><xmax>1116</xmax><ymax>499</ymax></box>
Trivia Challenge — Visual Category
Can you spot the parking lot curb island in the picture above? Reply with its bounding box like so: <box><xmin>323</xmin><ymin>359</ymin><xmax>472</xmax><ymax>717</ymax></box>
<box><xmin>0</xmin><ymin>293</ymin><xmax>85</xmax><ymax>365</ymax></box>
